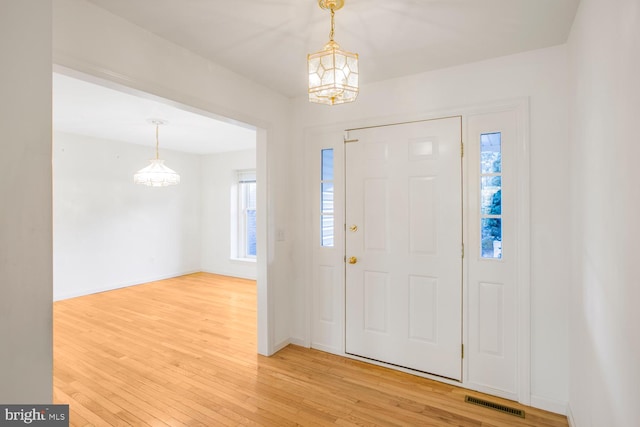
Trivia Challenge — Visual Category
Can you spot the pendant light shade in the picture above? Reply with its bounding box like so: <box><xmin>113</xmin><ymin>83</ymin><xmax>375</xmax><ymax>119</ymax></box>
<box><xmin>308</xmin><ymin>0</ymin><xmax>359</xmax><ymax>105</ymax></box>
<box><xmin>134</xmin><ymin>119</ymin><xmax>180</xmax><ymax>187</ymax></box>
<box><xmin>134</xmin><ymin>158</ymin><xmax>180</xmax><ymax>187</ymax></box>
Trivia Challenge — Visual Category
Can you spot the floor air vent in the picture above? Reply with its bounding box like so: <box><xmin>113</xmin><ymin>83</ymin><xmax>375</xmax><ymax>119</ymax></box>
<box><xmin>464</xmin><ymin>395</ymin><xmax>525</xmax><ymax>418</ymax></box>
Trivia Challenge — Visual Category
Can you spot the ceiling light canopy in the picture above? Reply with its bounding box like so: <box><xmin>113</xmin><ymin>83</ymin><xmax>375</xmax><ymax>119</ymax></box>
<box><xmin>308</xmin><ymin>0</ymin><xmax>359</xmax><ymax>106</ymax></box>
<box><xmin>134</xmin><ymin>119</ymin><xmax>180</xmax><ymax>187</ymax></box>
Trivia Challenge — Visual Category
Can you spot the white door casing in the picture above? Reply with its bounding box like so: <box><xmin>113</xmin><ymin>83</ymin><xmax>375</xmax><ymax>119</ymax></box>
<box><xmin>344</xmin><ymin>117</ymin><xmax>463</xmax><ymax>380</ymax></box>
<box><xmin>465</xmin><ymin>108</ymin><xmax>527</xmax><ymax>401</ymax></box>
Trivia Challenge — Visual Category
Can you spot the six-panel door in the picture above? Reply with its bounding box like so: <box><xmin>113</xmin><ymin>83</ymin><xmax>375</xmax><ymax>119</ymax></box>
<box><xmin>345</xmin><ymin>117</ymin><xmax>463</xmax><ymax>381</ymax></box>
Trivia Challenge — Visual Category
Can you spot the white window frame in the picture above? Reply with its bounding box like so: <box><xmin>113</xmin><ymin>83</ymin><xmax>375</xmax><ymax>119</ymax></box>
<box><xmin>321</xmin><ymin>148</ymin><xmax>335</xmax><ymax>247</ymax></box>
<box><xmin>236</xmin><ymin>169</ymin><xmax>257</xmax><ymax>261</ymax></box>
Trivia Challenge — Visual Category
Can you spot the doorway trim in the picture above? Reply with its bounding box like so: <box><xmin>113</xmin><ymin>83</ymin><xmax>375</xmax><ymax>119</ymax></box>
<box><xmin>52</xmin><ymin>58</ymin><xmax>273</xmax><ymax>356</ymax></box>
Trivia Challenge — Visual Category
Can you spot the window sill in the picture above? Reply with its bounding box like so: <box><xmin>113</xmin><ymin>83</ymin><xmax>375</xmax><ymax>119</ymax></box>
<box><xmin>229</xmin><ymin>257</ymin><xmax>257</xmax><ymax>264</ymax></box>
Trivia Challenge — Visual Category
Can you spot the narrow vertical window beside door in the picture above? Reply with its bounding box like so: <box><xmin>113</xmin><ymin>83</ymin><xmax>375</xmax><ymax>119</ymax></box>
<box><xmin>321</xmin><ymin>149</ymin><xmax>334</xmax><ymax>247</ymax></box>
<box><xmin>238</xmin><ymin>170</ymin><xmax>257</xmax><ymax>259</ymax></box>
<box><xmin>480</xmin><ymin>133</ymin><xmax>502</xmax><ymax>259</ymax></box>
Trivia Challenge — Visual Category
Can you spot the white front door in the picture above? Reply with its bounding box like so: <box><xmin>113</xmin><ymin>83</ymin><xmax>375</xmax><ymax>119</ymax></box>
<box><xmin>345</xmin><ymin>117</ymin><xmax>463</xmax><ymax>380</ymax></box>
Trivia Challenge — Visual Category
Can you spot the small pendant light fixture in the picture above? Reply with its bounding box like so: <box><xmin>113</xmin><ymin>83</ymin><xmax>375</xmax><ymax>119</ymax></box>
<box><xmin>134</xmin><ymin>119</ymin><xmax>180</xmax><ymax>187</ymax></box>
<box><xmin>308</xmin><ymin>0</ymin><xmax>359</xmax><ymax>105</ymax></box>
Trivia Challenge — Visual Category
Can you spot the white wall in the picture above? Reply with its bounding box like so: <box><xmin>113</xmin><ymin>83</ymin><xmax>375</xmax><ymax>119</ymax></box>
<box><xmin>53</xmin><ymin>132</ymin><xmax>201</xmax><ymax>300</ymax></box>
<box><xmin>0</xmin><ymin>1</ymin><xmax>53</xmax><ymax>403</ymax></box>
<box><xmin>567</xmin><ymin>0</ymin><xmax>640</xmax><ymax>425</ymax></box>
<box><xmin>53</xmin><ymin>0</ymin><xmax>294</xmax><ymax>354</ymax></box>
<box><xmin>290</xmin><ymin>45</ymin><xmax>571</xmax><ymax>411</ymax></box>
<box><xmin>201</xmin><ymin>149</ymin><xmax>257</xmax><ymax>279</ymax></box>
<box><xmin>53</xmin><ymin>132</ymin><xmax>258</xmax><ymax>296</ymax></box>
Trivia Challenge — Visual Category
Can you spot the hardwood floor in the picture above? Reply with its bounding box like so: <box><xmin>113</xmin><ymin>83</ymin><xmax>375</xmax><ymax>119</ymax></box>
<box><xmin>54</xmin><ymin>273</ymin><xmax>568</xmax><ymax>427</ymax></box>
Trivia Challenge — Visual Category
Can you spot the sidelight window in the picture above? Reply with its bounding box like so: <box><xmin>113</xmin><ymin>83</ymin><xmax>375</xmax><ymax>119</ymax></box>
<box><xmin>480</xmin><ymin>133</ymin><xmax>502</xmax><ymax>259</ymax></box>
<box><xmin>321</xmin><ymin>149</ymin><xmax>334</xmax><ymax>247</ymax></box>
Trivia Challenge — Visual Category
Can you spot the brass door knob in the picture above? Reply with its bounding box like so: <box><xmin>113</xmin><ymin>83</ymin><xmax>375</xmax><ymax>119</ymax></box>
<box><xmin>349</xmin><ymin>224</ymin><xmax>358</xmax><ymax>232</ymax></box>
<box><xmin>348</xmin><ymin>256</ymin><xmax>358</xmax><ymax>264</ymax></box>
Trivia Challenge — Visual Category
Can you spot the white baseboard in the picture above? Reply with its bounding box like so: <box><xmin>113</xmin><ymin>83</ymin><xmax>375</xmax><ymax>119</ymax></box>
<box><xmin>566</xmin><ymin>404</ymin><xmax>577</xmax><ymax>427</ymax></box>
<box><xmin>53</xmin><ymin>270</ymin><xmax>200</xmax><ymax>301</ymax></box>
<box><xmin>289</xmin><ymin>337</ymin><xmax>308</xmax><ymax>348</ymax></box>
<box><xmin>272</xmin><ymin>338</ymin><xmax>291</xmax><ymax>354</ymax></box>
<box><xmin>464</xmin><ymin>382</ymin><xmax>518</xmax><ymax>402</ymax></box>
<box><xmin>201</xmin><ymin>268</ymin><xmax>256</xmax><ymax>281</ymax></box>
<box><xmin>310</xmin><ymin>343</ymin><xmax>342</xmax><ymax>355</ymax></box>
<box><xmin>530</xmin><ymin>394</ymin><xmax>568</xmax><ymax>416</ymax></box>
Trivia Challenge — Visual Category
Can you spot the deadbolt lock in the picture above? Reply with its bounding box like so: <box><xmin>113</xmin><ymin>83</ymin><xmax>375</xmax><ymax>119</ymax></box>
<box><xmin>349</xmin><ymin>224</ymin><xmax>358</xmax><ymax>232</ymax></box>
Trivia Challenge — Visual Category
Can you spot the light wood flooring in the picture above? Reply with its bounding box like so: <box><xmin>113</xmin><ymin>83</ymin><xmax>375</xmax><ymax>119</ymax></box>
<box><xmin>54</xmin><ymin>272</ymin><xmax>568</xmax><ymax>426</ymax></box>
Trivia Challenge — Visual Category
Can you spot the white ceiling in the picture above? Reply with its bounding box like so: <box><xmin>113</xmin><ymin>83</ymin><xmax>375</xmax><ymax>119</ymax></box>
<box><xmin>84</xmin><ymin>0</ymin><xmax>580</xmax><ymax>98</ymax></box>
<box><xmin>54</xmin><ymin>0</ymin><xmax>579</xmax><ymax>153</ymax></box>
<box><xmin>53</xmin><ymin>73</ymin><xmax>256</xmax><ymax>155</ymax></box>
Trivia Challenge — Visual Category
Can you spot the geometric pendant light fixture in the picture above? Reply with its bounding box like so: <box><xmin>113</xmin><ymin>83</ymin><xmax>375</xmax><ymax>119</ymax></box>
<box><xmin>308</xmin><ymin>0</ymin><xmax>359</xmax><ymax>105</ymax></box>
<box><xmin>133</xmin><ymin>119</ymin><xmax>180</xmax><ymax>187</ymax></box>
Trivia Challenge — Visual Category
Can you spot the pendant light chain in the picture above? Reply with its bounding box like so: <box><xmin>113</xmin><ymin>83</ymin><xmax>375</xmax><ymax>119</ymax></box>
<box><xmin>155</xmin><ymin>123</ymin><xmax>160</xmax><ymax>160</ymax></box>
<box><xmin>329</xmin><ymin>7</ymin><xmax>335</xmax><ymax>41</ymax></box>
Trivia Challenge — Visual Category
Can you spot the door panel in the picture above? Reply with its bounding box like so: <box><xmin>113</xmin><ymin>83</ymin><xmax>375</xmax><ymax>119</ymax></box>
<box><xmin>467</xmin><ymin>111</ymin><xmax>519</xmax><ymax>397</ymax></box>
<box><xmin>345</xmin><ymin>117</ymin><xmax>462</xmax><ymax>380</ymax></box>
<box><xmin>308</xmin><ymin>130</ymin><xmax>346</xmax><ymax>354</ymax></box>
